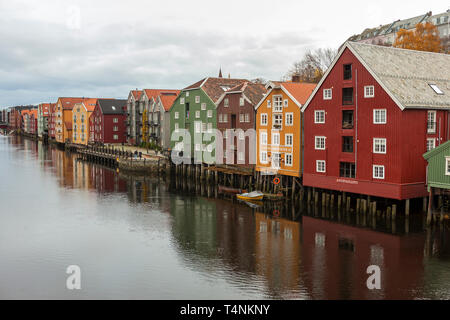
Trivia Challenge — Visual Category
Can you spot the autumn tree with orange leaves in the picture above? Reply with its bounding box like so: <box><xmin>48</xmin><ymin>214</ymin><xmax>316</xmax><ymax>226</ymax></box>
<box><xmin>394</xmin><ymin>22</ymin><xmax>443</xmax><ymax>52</ymax></box>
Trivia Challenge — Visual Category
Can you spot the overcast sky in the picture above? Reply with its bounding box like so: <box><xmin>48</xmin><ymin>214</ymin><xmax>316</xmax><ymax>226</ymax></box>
<box><xmin>0</xmin><ymin>0</ymin><xmax>448</xmax><ymax>107</ymax></box>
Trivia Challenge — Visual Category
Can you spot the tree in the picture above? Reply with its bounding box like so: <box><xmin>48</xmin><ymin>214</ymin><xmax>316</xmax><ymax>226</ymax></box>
<box><xmin>393</xmin><ymin>22</ymin><xmax>442</xmax><ymax>53</ymax></box>
<box><xmin>284</xmin><ymin>48</ymin><xmax>337</xmax><ymax>83</ymax></box>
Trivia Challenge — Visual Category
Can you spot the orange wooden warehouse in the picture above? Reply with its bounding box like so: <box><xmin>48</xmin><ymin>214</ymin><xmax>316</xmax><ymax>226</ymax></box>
<box><xmin>255</xmin><ymin>81</ymin><xmax>316</xmax><ymax>178</ymax></box>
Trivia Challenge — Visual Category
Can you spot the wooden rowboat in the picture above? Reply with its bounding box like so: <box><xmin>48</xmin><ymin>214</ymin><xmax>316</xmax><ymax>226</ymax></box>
<box><xmin>236</xmin><ymin>191</ymin><xmax>264</xmax><ymax>201</ymax></box>
<box><xmin>218</xmin><ymin>185</ymin><xmax>246</xmax><ymax>195</ymax></box>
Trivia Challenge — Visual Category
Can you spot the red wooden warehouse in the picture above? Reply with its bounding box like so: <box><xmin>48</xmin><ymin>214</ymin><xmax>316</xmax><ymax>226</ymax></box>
<box><xmin>301</xmin><ymin>41</ymin><xmax>450</xmax><ymax>200</ymax></box>
<box><xmin>90</xmin><ymin>99</ymin><xmax>127</xmax><ymax>144</ymax></box>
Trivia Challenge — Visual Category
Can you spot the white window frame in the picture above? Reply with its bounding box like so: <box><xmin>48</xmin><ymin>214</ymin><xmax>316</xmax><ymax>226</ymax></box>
<box><xmin>207</xmin><ymin>110</ymin><xmax>212</xmax><ymax>118</ymax></box>
<box><xmin>285</xmin><ymin>112</ymin><xmax>293</xmax><ymax>126</ymax></box>
<box><xmin>364</xmin><ymin>85</ymin><xmax>375</xmax><ymax>98</ymax></box>
<box><xmin>239</xmin><ymin>97</ymin><xmax>245</xmax><ymax>107</ymax></box>
<box><xmin>283</xmin><ymin>99</ymin><xmax>289</xmax><ymax>107</ymax></box>
<box><xmin>224</xmin><ymin>98</ymin><xmax>229</xmax><ymax>107</ymax></box>
<box><xmin>186</xmin><ymin>92</ymin><xmax>189</xmax><ymax>97</ymax></box>
<box><xmin>223</xmin><ymin>114</ymin><xmax>228</xmax><ymax>123</ymax></box>
<box><xmin>285</xmin><ymin>153</ymin><xmax>293</xmax><ymax>166</ymax></box>
<box><xmin>267</xmin><ymin>100</ymin><xmax>271</xmax><ymax>108</ymax></box>
<box><xmin>272</xmin><ymin>132</ymin><xmax>280</xmax><ymax>146</ymax></box>
<box><xmin>113</xmin><ymin>134</ymin><xmax>118</xmax><ymax>140</ymax></box>
<box><xmin>373</xmin><ymin>138</ymin><xmax>387</xmax><ymax>154</ymax></box>
<box><xmin>426</xmin><ymin>138</ymin><xmax>436</xmax><ymax>151</ymax></box>
<box><xmin>273</xmin><ymin>114</ymin><xmax>282</xmax><ymax>130</ymax></box>
<box><xmin>314</xmin><ymin>110</ymin><xmax>325</xmax><ymax>124</ymax></box>
<box><xmin>195</xmin><ymin>121</ymin><xmax>201</xmax><ymax>134</ymax></box>
<box><xmin>195</xmin><ymin>96</ymin><xmax>200</xmax><ymax>103</ymax></box>
<box><xmin>245</xmin><ymin>113</ymin><xmax>250</xmax><ymax>123</ymax></box>
<box><xmin>239</xmin><ymin>113</ymin><xmax>244</xmax><ymax>123</ymax></box>
<box><xmin>373</xmin><ymin>109</ymin><xmax>386</xmax><ymax>124</ymax></box>
<box><xmin>316</xmin><ymin>160</ymin><xmax>326</xmax><ymax>173</ymax></box>
<box><xmin>315</xmin><ymin>136</ymin><xmax>326</xmax><ymax>150</ymax></box>
<box><xmin>260</xmin><ymin>113</ymin><xmax>268</xmax><ymax>126</ymax></box>
<box><xmin>446</xmin><ymin>157</ymin><xmax>450</xmax><ymax>176</ymax></box>
<box><xmin>260</xmin><ymin>151</ymin><xmax>268</xmax><ymax>164</ymax></box>
<box><xmin>285</xmin><ymin>134</ymin><xmax>293</xmax><ymax>146</ymax></box>
<box><xmin>180</xmin><ymin>98</ymin><xmax>185</xmax><ymax>105</ymax></box>
<box><xmin>195</xmin><ymin>111</ymin><xmax>200</xmax><ymax>118</ymax></box>
<box><xmin>271</xmin><ymin>152</ymin><xmax>281</xmax><ymax>169</ymax></box>
<box><xmin>175</xmin><ymin>112</ymin><xmax>179</xmax><ymax>119</ymax></box>
<box><xmin>174</xmin><ymin>123</ymin><xmax>179</xmax><ymax>132</ymax></box>
<box><xmin>323</xmin><ymin>89</ymin><xmax>332</xmax><ymax>100</ymax></box>
<box><xmin>427</xmin><ymin>111</ymin><xmax>436</xmax><ymax>133</ymax></box>
<box><xmin>260</xmin><ymin>132</ymin><xmax>267</xmax><ymax>145</ymax></box>
<box><xmin>273</xmin><ymin>95</ymin><xmax>283</xmax><ymax>112</ymax></box>
<box><xmin>373</xmin><ymin>165</ymin><xmax>385</xmax><ymax>179</ymax></box>
<box><xmin>201</xmin><ymin>103</ymin><xmax>206</xmax><ymax>110</ymax></box>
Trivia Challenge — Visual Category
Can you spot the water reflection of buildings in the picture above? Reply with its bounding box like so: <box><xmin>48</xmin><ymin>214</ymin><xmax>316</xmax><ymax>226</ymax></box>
<box><xmin>301</xmin><ymin>216</ymin><xmax>426</xmax><ymax>299</ymax></box>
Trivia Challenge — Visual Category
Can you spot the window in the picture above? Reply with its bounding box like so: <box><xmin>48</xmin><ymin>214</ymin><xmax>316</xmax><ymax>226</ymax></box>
<box><xmin>195</xmin><ymin>111</ymin><xmax>200</xmax><ymax>118</ymax></box>
<box><xmin>323</xmin><ymin>89</ymin><xmax>332</xmax><ymax>100</ymax></box>
<box><xmin>245</xmin><ymin>113</ymin><xmax>250</xmax><ymax>123</ymax></box>
<box><xmin>427</xmin><ymin>111</ymin><xmax>436</xmax><ymax>133</ymax></box>
<box><xmin>113</xmin><ymin>134</ymin><xmax>118</xmax><ymax>140</ymax></box>
<box><xmin>373</xmin><ymin>165</ymin><xmax>385</xmax><ymax>179</ymax></box>
<box><xmin>315</xmin><ymin>110</ymin><xmax>325</xmax><ymax>123</ymax></box>
<box><xmin>364</xmin><ymin>86</ymin><xmax>374</xmax><ymax>98</ymax></box>
<box><xmin>316</xmin><ymin>160</ymin><xmax>326</xmax><ymax>173</ymax></box>
<box><xmin>218</xmin><ymin>114</ymin><xmax>223</xmax><ymax>123</ymax></box>
<box><xmin>113</xmin><ymin>126</ymin><xmax>118</xmax><ymax>132</ymax></box>
<box><xmin>201</xmin><ymin>103</ymin><xmax>206</xmax><ymax>110</ymax></box>
<box><xmin>429</xmin><ymin>84</ymin><xmax>444</xmax><ymax>95</ymax></box>
<box><xmin>340</xmin><ymin>162</ymin><xmax>355</xmax><ymax>178</ymax></box>
<box><xmin>260</xmin><ymin>132</ymin><xmax>268</xmax><ymax>145</ymax></box>
<box><xmin>260</xmin><ymin>151</ymin><xmax>268</xmax><ymax>163</ymax></box>
<box><xmin>223</xmin><ymin>114</ymin><xmax>228</xmax><ymax>123</ymax></box>
<box><xmin>180</xmin><ymin>98</ymin><xmax>185</xmax><ymax>105</ymax></box>
<box><xmin>283</xmin><ymin>99</ymin><xmax>288</xmax><ymax>107</ymax></box>
<box><xmin>267</xmin><ymin>100</ymin><xmax>271</xmax><ymax>108</ymax></box>
<box><xmin>207</xmin><ymin>110</ymin><xmax>212</xmax><ymax>118</ymax></box>
<box><xmin>285</xmin><ymin>153</ymin><xmax>293</xmax><ymax>166</ymax></box>
<box><xmin>272</xmin><ymin>132</ymin><xmax>280</xmax><ymax>145</ymax></box>
<box><xmin>202</xmin><ymin>122</ymin><xmax>207</xmax><ymax>132</ymax></box>
<box><xmin>273</xmin><ymin>95</ymin><xmax>283</xmax><ymax>112</ymax></box>
<box><xmin>273</xmin><ymin>114</ymin><xmax>282</xmax><ymax>129</ymax></box>
<box><xmin>285</xmin><ymin>113</ymin><xmax>293</xmax><ymax>126</ymax></box>
<box><xmin>373</xmin><ymin>138</ymin><xmax>386</xmax><ymax>154</ymax></box>
<box><xmin>195</xmin><ymin>121</ymin><xmax>201</xmax><ymax>133</ymax></box>
<box><xmin>238</xmin><ymin>152</ymin><xmax>244</xmax><ymax>161</ymax></box>
<box><xmin>207</xmin><ymin>123</ymin><xmax>212</xmax><ymax>131</ymax></box>
<box><xmin>285</xmin><ymin>134</ymin><xmax>293</xmax><ymax>146</ymax></box>
<box><xmin>186</xmin><ymin>92</ymin><xmax>189</xmax><ymax>97</ymax></box>
<box><xmin>272</xmin><ymin>153</ymin><xmax>281</xmax><ymax>169</ymax></box>
<box><xmin>343</xmin><ymin>64</ymin><xmax>352</xmax><ymax>80</ymax></box>
<box><xmin>239</xmin><ymin>113</ymin><xmax>244</xmax><ymax>123</ymax></box>
<box><xmin>174</xmin><ymin>123</ymin><xmax>179</xmax><ymax>132</ymax></box>
<box><xmin>261</xmin><ymin>113</ymin><xmax>268</xmax><ymax>126</ymax></box>
<box><xmin>195</xmin><ymin>96</ymin><xmax>200</xmax><ymax>103</ymax></box>
<box><xmin>224</xmin><ymin>98</ymin><xmax>229</xmax><ymax>107</ymax></box>
<box><xmin>446</xmin><ymin>158</ymin><xmax>450</xmax><ymax>176</ymax></box>
<box><xmin>342</xmin><ymin>136</ymin><xmax>354</xmax><ymax>153</ymax></box>
<box><xmin>239</xmin><ymin>97</ymin><xmax>245</xmax><ymax>106</ymax></box>
<box><xmin>315</xmin><ymin>136</ymin><xmax>326</xmax><ymax>150</ymax></box>
<box><xmin>342</xmin><ymin>88</ymin><xmax>354</xmax><ymax>105</ymax></box>
<box><xmin>373</xmin><ymin>109</ymin><xmax>386</xmax><ymax>124</ymax></box>
<box><xmin>426</xmin><ymin>138</ymin><xmax>436</xmax><ymax>151</ymax></box>
<box><xmin>342</xmin><ymin>110</ymin><xmax>354</xmax><ymax>129</ymax></box>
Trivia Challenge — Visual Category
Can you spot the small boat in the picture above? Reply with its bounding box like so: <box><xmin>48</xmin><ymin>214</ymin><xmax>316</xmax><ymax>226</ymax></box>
<box><xmin>240</xmin><ymin>200</ymin><xmax>263</xmax><ymax>208</ymax></box>
<box><xmin>218</xmin><ymin>185</ymin><xmax>246</xmax><ymax>195</ymax></box>
<box><xmin>236</xmin><ymin>191</ymin><xmax>264</xmax><ymax>201</ymax></box>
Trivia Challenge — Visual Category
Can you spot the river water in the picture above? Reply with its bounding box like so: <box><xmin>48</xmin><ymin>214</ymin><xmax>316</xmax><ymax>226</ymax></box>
<box><xmin>0</xmin><ymin>135</ymin><xmax>449</xmax><ymax>299</ymax></box>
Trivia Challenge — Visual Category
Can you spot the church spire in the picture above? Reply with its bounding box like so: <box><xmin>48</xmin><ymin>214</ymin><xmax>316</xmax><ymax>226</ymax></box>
<box><xmin>218</xmin><ymin>67</ymin><xmax>223</xmax><ymax>78</ymax></box>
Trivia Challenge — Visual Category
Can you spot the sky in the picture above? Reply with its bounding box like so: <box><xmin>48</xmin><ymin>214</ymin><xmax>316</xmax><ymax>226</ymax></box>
<box><xmin>0</xmin><ymin>0</ymin><xmax>449</xmax><ymax>107</ymax></box>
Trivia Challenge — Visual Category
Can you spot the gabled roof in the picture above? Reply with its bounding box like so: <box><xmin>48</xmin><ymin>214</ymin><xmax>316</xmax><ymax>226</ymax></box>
<box><xmin>81</xmin><ymin>98</ymin><xmax>98</xmax><ymax>112</ymax></box>
<box><xmin>58</xmin><ymin>97</ymin><xmax>85</xmax><ymax>110</ymax></box>
<box><xmin>158</xmin><ymin>91</ymin><xmax>181</xmax><ymax>111</ymax></box>
<box><xmin>130</xmin><ymin>90</ymin><xmax>143</xmax><ymax>101</ymax></box>
<box><xmin>302</xmin><ymin>41</ymin><xmax>450</xmax><ymax>112</ymax></box>
<box><xmin>216</xmin><ymin>81</ymin><xmax>267</xmax><ymax>106</ymax></box>
<box><xmin>184</xmin><ymin>77</ymin><xmax>248</xmax><ymax>103</ymax></box>
<box><xmin>256</xmin><ymin>81</ymin><xmax>316</xmax><ymax>110</ymax></box>
<box><xmin>423</xmin><ymin>140</ymin><xmax>450</xmax><ymax>160</ymax></box>
<box><xmin>142</xmin><ymin>89</ymin><xmax>180</xmax><ymax>102</ymax></box>
<box><xmin>97</xmin><ymin>99</ymin><xmax>127</xmax><ymax>115</ymax></box>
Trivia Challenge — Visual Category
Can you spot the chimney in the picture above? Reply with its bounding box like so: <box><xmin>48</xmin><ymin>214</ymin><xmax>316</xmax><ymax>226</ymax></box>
<box><xmin>291</xmin><ymin>75</ymin><xmax>301</xmax><ymax>83</ymax></box>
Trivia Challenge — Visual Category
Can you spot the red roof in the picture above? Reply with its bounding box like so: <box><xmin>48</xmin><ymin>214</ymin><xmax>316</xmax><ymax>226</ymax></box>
<box><xmin>281</xmin><ymin>82</ymin><xmax>317</xmax><ymax>105</ymax></box>
<box><xmin>159</xmin><ymin>91</ymin><xmax>181</xmax><ymax>111</ymax></box>
<box><xmin>58</xmin><ymin>97</ymin><xmax>85</xmax><ymax>110</ymax></box>
<box><xmin>131</xmin><ymin>90</ymin><xmax>143</xmax><ymax>100</ymax></box>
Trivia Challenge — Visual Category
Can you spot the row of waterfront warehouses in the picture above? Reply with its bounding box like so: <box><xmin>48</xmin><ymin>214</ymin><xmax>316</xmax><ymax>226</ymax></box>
<box><xmin>2</xmin><ymin>41</ymin><xmax>450</xmax><ymax>202</ymax></box>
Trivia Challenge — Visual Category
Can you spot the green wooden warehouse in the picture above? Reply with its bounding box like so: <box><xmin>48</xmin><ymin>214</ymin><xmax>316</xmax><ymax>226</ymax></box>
<box><xmin>423</xmin><ymin>140</ymin><xmax>450</xmax><ymax>224</ymax></box>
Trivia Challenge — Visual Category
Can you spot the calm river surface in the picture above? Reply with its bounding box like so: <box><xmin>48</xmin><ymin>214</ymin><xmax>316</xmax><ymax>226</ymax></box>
<box><xmin>0</xmin><ymin>135</ymin><xmax>449</xmax><ymax>299</ymax></box>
